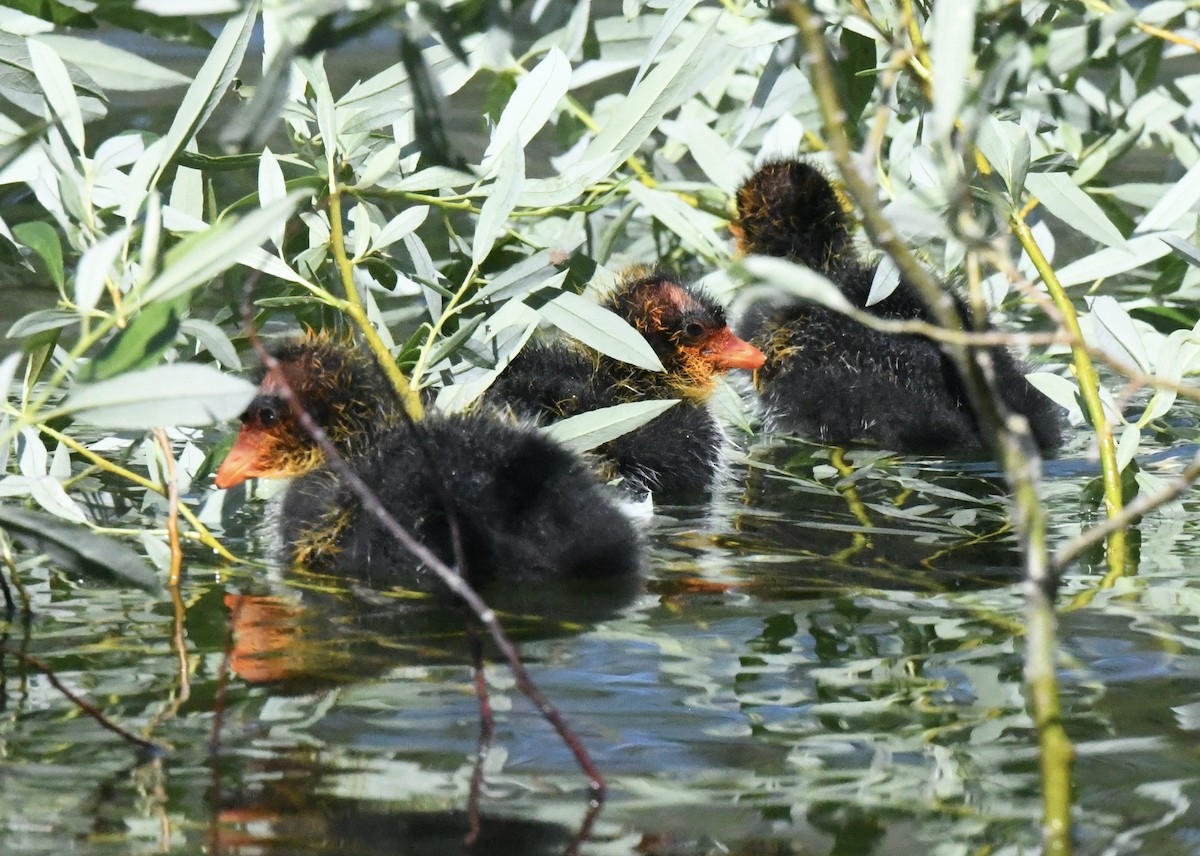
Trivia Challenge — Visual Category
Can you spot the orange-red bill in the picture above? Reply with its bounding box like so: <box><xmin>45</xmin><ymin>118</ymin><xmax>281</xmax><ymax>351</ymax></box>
<box><xmin>706</xmin><ymin>328</ymin><xmax>766</xmax><ymax>370</ymax></box>
<box><xmin>214</xmin><ymin>426</ymin><xmax>275</xmax><ymax>489</ymax></box>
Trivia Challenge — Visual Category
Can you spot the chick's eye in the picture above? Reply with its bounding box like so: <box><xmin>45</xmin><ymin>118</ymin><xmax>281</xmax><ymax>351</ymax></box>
<box><xmin>257</xmin><ymin>405</ymin><xmax>278</xmax><ymax>427</ymax></box>
<box><xmin>683</xmin><ymin>321</ymin><xmax>706</xmax><ymax>340</ymax></box>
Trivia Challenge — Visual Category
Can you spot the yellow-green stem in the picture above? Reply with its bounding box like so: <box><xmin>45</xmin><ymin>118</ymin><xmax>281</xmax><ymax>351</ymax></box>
<box><xmin>1012</xmin><ymin>215</ymin><xmax>1125</xmax><ymax>577</ymax></box>
<box><xmin>37</xmin><ymin>423</ymin><xmax>238</xmax><ymax>563</ymax></box>
<box><xmin>327</xmin><ymin>183</ymin><xmax>424</xmax><ymax>421</ymax></box>
<box><xmin>409</xmin><ymin>263</ymin><xmax>481</xmax><ymax>386</ymax></box>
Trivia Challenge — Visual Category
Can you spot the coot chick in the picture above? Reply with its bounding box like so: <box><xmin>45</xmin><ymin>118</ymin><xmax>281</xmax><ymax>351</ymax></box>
<box><xmin>486</xmin><ymin>268</ymin><xmax>765</xmax><ymax>497</ymax></box>
<box><xmin>215</xmin><ymin>334</ymin><xmax>641</xmax><ymax>589</ymax></box>
<box><xmin>733</xmin><ymin>158</ymin><xmax>1064</xmax><ymax>454</ymax></box>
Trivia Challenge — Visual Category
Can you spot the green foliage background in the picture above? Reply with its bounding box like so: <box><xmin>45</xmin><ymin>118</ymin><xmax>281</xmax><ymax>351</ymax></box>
<box><xmin>2</xmin><ymin>0</ymin><xmax>1200</xmax><ymax>844</ymax></box>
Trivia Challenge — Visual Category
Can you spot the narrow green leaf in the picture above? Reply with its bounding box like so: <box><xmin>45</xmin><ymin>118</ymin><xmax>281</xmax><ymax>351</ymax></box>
<box><xmin>6</xmin><ymin>308</ymin><xmax>76</xmax><ymax>338</ymax></box>
<box><xmin>0</xmin><ymin>505</ymin><xmax>158</xmax><ymax>590</ymax></box>
<box><xmin>480</xmin><ymin>47</ymin><xmax>570</xmax><ymax>173</ymax></box>
<box><xmin>64</xmin><ymin>363</ymin><xmax>257</xmax><ymax>430</ymax></box>
<box><xmin>1026</xmin><ymin>372</ymin><xmax>1082</xmax><ymax>422</ymax></box>
<box><xmin>739</xmin><ymin>255</ymin><xmax>855</xmax><ymax>313</ymax></box>
<box><xmin>587</xmin><ymin>18</ymin><xmax>712</xmax><ymax>161</ymax></box>
<box><xmin>12</xmin><ymin>220</ymin><xmax>64</xmax><ymax>290</ymax></box>
<box><xmin>36</xmin><ymin>33</ymin><xmax>189</xmax><ymax>92</ymax></box>
<box><xmin>373</xmin><ymin>205</ymin><xmax>429</xmax><ymax>253</ymax></box>
<box><xmin>626</xmin><ymin>181</ymin><xmax>725</xmax><ymax>261</ymax></box>
<box><xmin>181</xmin><ymin>318</ymin><xmax>241</xmax><ymax>370</ymax></box>
<box><xmin>1026</xmin><ymin>172</ymin><xmax>1127</xmax><ymax>249</ymax></box>
<box><xmin>1137</xmin><ymin>158</ymin><xmax>1200</xmax><ymax>233</ymax></box>
<box><xmin>1088</xmin><ymin>295</ymin><xmax>1150</xmax><ymax>373</ymax></box>
<box><xmin>976</xmin><ymin>117</ymin><xmax>1029</xmax><ymax>199</ymax></box>
<box><xmin>867</xmin><ymin>254</ymin><xmax>901</xmax><ymax>306</ymax></box>
<box><xmin>472</xmin><ymin>144</ymin><xmax>523</xmax><ymax>266</ymax></box>
<box><xmin>258</xmin><ymin>146</ymin><xmax>286</xmax><ymax>250</ymax></box>
<box><xmin>928</xmin><ymin>0</ymin><xmax>978</xmax><ymax>138</ymax></box>
<box><xmin>1055</xmin><ymin>234</ymin><xmax>1169</xmax><ymax>286</ymax></box>
<box><xmin>138</xmin><ymin>191</ymin><xmax>303</xmax><ymax>306</ymax></box>
<box><xmin>1160</xmin><ymin>233</ymin><xmax>1200</xmax><ymax>268</ymax></box>
<box><xmin>150</xmin><ymin>2</ymin><xmax>257</xmax><ymax>191</ymax></box>
<box><xmin>632</xmin><ymin>0</ymin><xmax>702</xmax><ymax>86</ymax></box>
<box><xmin>27</xmin><ymin>37</ymin><xmax>85</xmax><ymax>151</ymax></box>
<box><xmin>74</xmin><ymin>227</ymin><xmax>129</xmax><ymax>313</ymax></box>
<box><xmin>543</xmin><ymin>399</ymin><xmax>680</xmax><ymax>453</ymax></box>
<box><xmin>0</xmin><ymin>352</ymin><xmax>20</xmax><ymax>401</ymax></box>
<box><xmin>539</xmin><ymin>290</ymin><xmax>664</xmax><ymax>371</ymax></box>
<box><xmin>80</xmin><ymin>300</ymin><xmax>183</xmax><ymax>383</ymax></box>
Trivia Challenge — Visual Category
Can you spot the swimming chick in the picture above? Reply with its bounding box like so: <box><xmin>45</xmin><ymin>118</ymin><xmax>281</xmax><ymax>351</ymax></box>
<box><xmin>216</xmin><ymin>333</ymin><xmax>641</xmax><ymax>589</ymax></box>
<box><xmin>485</xmin><ymin>268</ymin><xmax>765</xmax><ymax>497</ymax></box>
<box><xmin>733</xmin><ymin>158</ymin><xmax>1064</xmax><ymax>455</ymax></box>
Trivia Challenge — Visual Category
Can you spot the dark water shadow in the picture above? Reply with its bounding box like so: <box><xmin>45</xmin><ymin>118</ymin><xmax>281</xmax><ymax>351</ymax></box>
<box><xmin>204</xmin><ymin>749</ymin><xmax>587</xmax><ymax>856</ymax></box>
<box><xmin>652</xmin><ymin>437</ymin><xmax>1032</xmax><ymax>601</ymax></box>
<box><xmin>222</xmin><ymin>568</ymin><xmax>646</xmax><ymax>692</ymax></box>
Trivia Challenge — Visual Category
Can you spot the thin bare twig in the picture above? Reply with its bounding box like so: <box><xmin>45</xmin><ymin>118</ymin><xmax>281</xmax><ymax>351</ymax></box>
<box><xmin>0</xmin><ymin>645</ymin><xmax>163</xmax><ymax>755</ymax></box>
<box><xmin>238</xmin><ymin>283</ymin><xmax>608</xmax><ymax>799</ymax></box>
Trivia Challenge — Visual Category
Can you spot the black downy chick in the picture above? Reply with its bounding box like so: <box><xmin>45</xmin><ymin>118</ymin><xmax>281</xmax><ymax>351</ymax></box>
<box><xmin>216</xmin><ymin>333</ymin><xmax>641</xmax><ymax>589</ymax></box>
<box><xmin>486</xmin><ymin>268</ymin><xmax>765</xmax><ymax>497</ymax></box>
<box><xmin>733</xmin><ymin>158</ymin><xmax>1064</xmax><ymax>455</ymax></box>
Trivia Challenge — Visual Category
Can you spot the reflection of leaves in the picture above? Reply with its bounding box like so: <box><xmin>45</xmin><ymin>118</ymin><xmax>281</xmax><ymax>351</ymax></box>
<box><xmin>0</xmin><ymin>506</ymin><xmax>158</xmax><ymax>590</ymax></box>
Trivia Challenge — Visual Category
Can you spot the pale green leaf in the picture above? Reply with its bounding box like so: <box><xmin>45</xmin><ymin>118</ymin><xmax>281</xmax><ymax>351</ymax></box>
<box><xmin>258</xmin><ymin>146</ymin><xmax>286</xmax><ymax>250</ymax></box>
<box><xmin>1136</xmin><ymin>158</ymin><xmax>1200</xmax><ymax>233</ymax></box>
<box><xmin>1055</xmin><ymin>234</ymin><xmax>1169</xmax><ymax>286</ymax></box>
<box><xmin>1026</xmin><ymin>172</ymin><xmax>1127</xmax><ymax>249</ymax></box>
<box><xmin>472</xmin><ymin>144</ymin><xmax>524</xmax><ymax>266</ymax></box>
<box><xmin>64</xmin><ymin>363</ymin><xmax>257</xmax><ymax>429</ymax></box>
<box><xmin>739</xmin><ymin>255</ymin><xmax>855</xmax><ymax>313</ymax></box>
<box><xmin>975</xmin><ymin>117</ymin><xmax>1029</xmax><ymax>199</ymax></box>
<box><xmin>74</xmin><ymin>228</ymin><xmax>129</xmax><ymax>314</ymax></box>
<box><xmin>138</xmin><ymin>191</ymin><xmax>304</xmax><ymax>306</ymax></box>
<box><xmin>181</xmin><ymin>319</ymin><xmax>242</xmax><ymax>370</ymax></box>
<box><xmin>866</xmin><ymin>254</ymin><xmax>901</xmax><ymax>307</ymax></box>
<box><xmin>1088</xmin><ymin>295</ymin><xmax>1150</xmax><ymax>373</ymax></box>
<box><xmin>588</xmin><ymin>18</ymin><xmax>714</xmax><ymax>162</ymax></box>
<box><xmin>27</xmin><ymin>37</ymin><xmax>85</xmax><ymax>151</ymax></box>
<box><xmin>36</xmin><ymin>34</ymin><xmax>189</xmax><ymax>92</ymax></box>
<box><xmin>542</xmin><ymin>399</ymin><xmax>680</xmax><ymax>453</ymax></box>
<box><xmin>150</xmin><ymin>3</ymin><xmax>257</xmax><ymax>191</ymax></box>
<box><xmin>481</xmin><ymin>47</ymin><xmax>571</xmax><ymax>173</ymax></box>
<box><xmin>928</xmin><ymin>0</ymin><xmax>978</xmax><ymax>138</ymax></box>
<box><xmin>539</xmin><ymin>290</ymin><xmax>664</xmax><ymax>371</ymax></box>
<box><xmin>1026</xmin><ymin>372</ymin><xmax>1083</xmax><ymax>423</ymax></box>
<box><xmin>626</xmin><ymin>181</ymin><xmax>725</xmax><ymax>261</ymax></box>
<box><xmin>632</xmin><ymin>1</ymin><xmax>702</xmax><ymax>86</ymax></box>
<box><xmin>373</xmin><ymin>206</ymin><xmax>429</xmax><ymax>253</ymax></box>
<box><xmin>0</xmin><ymin>352</ymin><xmax>20</xmax><ymax>402</ymax></box>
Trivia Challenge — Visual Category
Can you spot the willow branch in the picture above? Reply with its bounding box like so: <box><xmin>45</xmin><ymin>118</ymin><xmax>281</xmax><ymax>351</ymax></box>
<box><xmin>1012</xmin><ymin>215</ymin><xmax>1125</xmax><ymax>577</ymax></box>
<box><xmin>790</xmin><ymin>5</ymin><xmax>1071</xmax><ymax>849</ymax></box>
<box><xmin>34</xmin><ymin>423</ymin><xmax>237</xmax><ymax>563</ymax></box>
<box><xmin>327</xmin><ymin>182</ymin><xmax>424</xmax><ymax>420</ymax></box>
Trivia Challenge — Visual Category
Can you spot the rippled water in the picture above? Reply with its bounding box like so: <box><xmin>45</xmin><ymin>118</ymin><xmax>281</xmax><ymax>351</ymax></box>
<box><xmin>4</xmin><ymin>418</ymin><xmax>1200</xmax><ymax>855</ymax></box>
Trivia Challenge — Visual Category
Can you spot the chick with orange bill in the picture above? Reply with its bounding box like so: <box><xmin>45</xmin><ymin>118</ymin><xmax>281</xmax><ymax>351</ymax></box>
<box><xmin>216</xmin><ymin>334</ymin><xmax>640</xmax><ymax>589</ymax></box>
<box><xmin>487</xmin><ymin>268</ymin><xmax>765</xmax><ymax>498</ymax></box>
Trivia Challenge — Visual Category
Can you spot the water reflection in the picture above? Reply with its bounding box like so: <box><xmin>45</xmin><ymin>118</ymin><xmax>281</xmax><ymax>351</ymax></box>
<box><xmin>211</xmin><ymin>749</ymin><xmax>583</xmax><ymax>856</ymax></box>
<box><xmin>223</xmin><ymin>569</ymin><xmax>644</xmax><ymax>691</ymax></box>
<box><xmin>650</xmin><ymin>437</ymin><xmax>1026</xmax><ymax>601</ymax></box>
